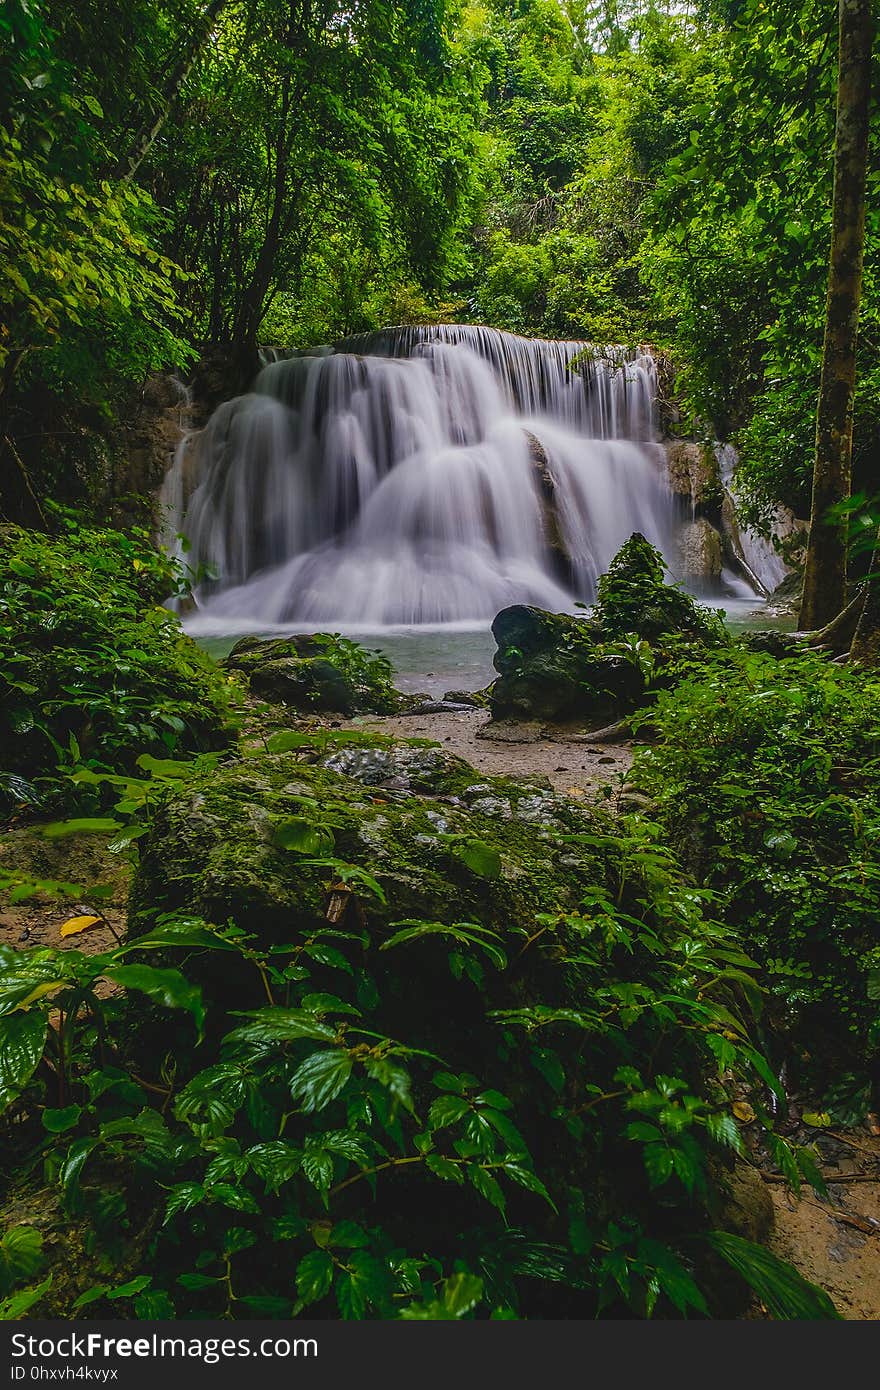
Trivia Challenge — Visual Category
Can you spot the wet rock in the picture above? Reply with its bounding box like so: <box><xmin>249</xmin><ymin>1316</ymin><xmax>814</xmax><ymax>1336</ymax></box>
<box><xmin>223</xmin><ymin>633</ymin><xmax>402</xmax><ymax>715</ymax></box>
<box><xmin>489</xmin><ymin>605</ymin><xmax>641</xmax><ymax>723</ymax></box>
<box><xmin>676</xmin><ymin>516</ymin><xmax>723</xmax><ymax>593</ymax></box>
<box><xmin>442</xmin><ymin>688</ymin><xmax>491</xmax><ymax>707</ymax></box>
<box><xmin>665</xmin><ymin>440</ymin><xmax>724</xmax><ymax>520</ymax></box>
<box><xmin>320</xmin><ymin>745</ymin><xmax>476</xmax><ymax>795</ymax></box>
<box><xmin>249</xmin><ymin>656</ymin><xmax>357</xmax><ymax>713</ymax></box>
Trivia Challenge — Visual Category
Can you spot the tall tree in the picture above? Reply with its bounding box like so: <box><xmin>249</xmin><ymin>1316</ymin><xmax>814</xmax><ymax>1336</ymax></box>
<box><xmin>799</xmin><ymin>0</ymin><xmax>873</xmax><ymax>630</ymax></box>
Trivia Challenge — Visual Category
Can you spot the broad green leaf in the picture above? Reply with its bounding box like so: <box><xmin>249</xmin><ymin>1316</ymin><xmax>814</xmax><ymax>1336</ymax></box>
<box><xmin>0</xmin><ymin>1012</ymin><xmax>48</xmax><ymax>1113</ymax></box>
<box><xmin>454</xmin><ymin>840</ymin><xmax>502</xmax><ymax>879</ymax></box>
<box><xmin>42</xmin><ymin>1104</ymin><xmax>82</xmax><ymax>1133</ymax></box>
<box><xmin>289</xmin><ymin>1049</ymin><xmax>353</xmax><ymax>1112</ymax></box>
<box><xmin>104</xmin><ymin>965</ymin><xmax>205</xmax><ymax>1034</ymax></box>
<box><xmin>43</xmin><ymin>818</ymin><xmax>121</xmax><ymax>838</ymax></box>
<box><xmin>706</xmin><ymin>1232</ymin><xmax>840</xmax><ymax>1319</ymax></box>
<box><xmin>273</xmin><ymin>817</ymin><xmax>335</xmax><ymax>855</ymax></box>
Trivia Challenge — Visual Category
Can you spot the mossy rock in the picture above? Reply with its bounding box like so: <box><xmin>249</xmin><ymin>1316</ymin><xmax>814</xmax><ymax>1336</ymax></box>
<box><xmin>487</xmin><ymin>536</ymin><xmax>726</xmax><ymax>725</ymax></box>
<box><xmin>129</xmin><ymin>740</ymin><xmax>613</xmax><ymax>1025</ymax></box>
<box><xmin>223</xmin><ymin>633</ymin><xmax>402</xmax><ymax>715</ymax></box>
<box><xmin>490</xmin><ymin>605</ymin><xmax>642</xmax><ymax>722</ymax></box>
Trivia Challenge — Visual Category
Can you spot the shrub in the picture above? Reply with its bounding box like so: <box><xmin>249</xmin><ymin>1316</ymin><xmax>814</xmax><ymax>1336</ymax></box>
<box><xmin>593</xmin><ymin>533</ymin><xmax>726</xmax><ymax>645</ymax></box>
<box><xmin>632</xmin><ymin>644</ymin><xmax>880</xmax><ymax>1107</ymax></box>
<box><xmin>0</xmin><ymin>521</ymin><xmax>235</xmax><ymax>812</ymax></box>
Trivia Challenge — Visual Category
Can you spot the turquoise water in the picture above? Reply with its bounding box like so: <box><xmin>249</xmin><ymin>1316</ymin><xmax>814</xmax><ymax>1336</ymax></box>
<box><xmin>192</xmin><ymin>596</ymin><xmax>793</xmax><ymax>699</ymax></box>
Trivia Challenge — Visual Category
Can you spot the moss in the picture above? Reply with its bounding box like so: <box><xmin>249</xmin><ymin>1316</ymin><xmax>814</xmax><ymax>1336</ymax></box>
<box><xmin>224</xmin><ymin>633</ymin><xmax>403</xmax><ymax>715</ymax></box>
<box><xmin>130</xmin><ymin>744</ymin><xmax>609</xmax><ymax>957</ymax></box>
<box><xmin>593</xmin><ymin>532</ymin><xmax>726</xmax><ymax>643</ymax></box>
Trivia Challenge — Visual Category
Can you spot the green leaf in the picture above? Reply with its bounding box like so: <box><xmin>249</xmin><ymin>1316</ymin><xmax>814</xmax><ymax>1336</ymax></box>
<box><xmin>425</xmin><ymin>1154</ymin><xmax>464</xmax><ymax>1183</ymax></box>
<box><xmin>706</xmin><ymin>1232</ymin><xmax>840</xmax><ymax>1319</ymax></box>
<box><xmin>42</xmin><ymin>1104</ymin><xmax>81</xmax><ymax>1133</ymax></box>
<box><xmin>0</xmin><ymin>1012</ymin><xmax>48</xmax><ymax>1113</ymax></box>
<box><xmin>104</xmin><ymin>964</ymin><xmax>204</xmax><ymax>1035</ymax></box>
<box><xmin>134</xmin><ymin>1289</ymin><xmax>175</xmax><ymax>1318</ymax></box>
<box><xmin>43</xmin><ymin>818</ymin><xmax>121</xmax><ymax>838</ymax></box>
<box><xmin>442</xmin><ymin>1271</ymin><xmax>484</xmax><ymax>1317</ymax></box>
<box><xmin>273</xmin><ymin>817</ymin><xmax>335</xmax><ymax>855</ymax></box>
<box><xmin>108</xmin><ymin>1275</ymin><xmax>151</xmax><ymax>1299</ymax></box>
<box><xmin>247</xmin><ymin>1141</ymin><xmax>303</xmax><ymax>1192</ymax></box>
<box><xmin>289</xmin><ymin>1049</ymin><xmax>353</xmax><ymax>1112</ymax></box>
<box><xmin>467</xmin><ymin>1164</ymin><xmax>506</xmax><ymax>1214</ymax></box>
<box><xmin>0</xmin><ymin>1276</ymin><xmax>52</xmax><ymax>1318</ymax></box>
<box><xmin>455</xmin><ymin>840</ymin><xmax>502</xmax><ymax>879</ymax></box>
<box><xmin>301</xmin><ymin>1148</ymin><xmax>334</xmax><ymax>1194</ymax></box>
<box><xmin>428</xmin><ymin>1094</ymin><xmax>471</xmax><ymax>1129</ymax></box>
<box><xmin>642</xmin><ymin>1143</ymin><xmax>674</xmax><ymax>1187</ymax></box>
<box><xmin>363</xmin><ymin>1056</ymin><xmax>414</xmax><ymax>1112</ymax></box>
<box><xmin>227</xmin><ymin>1008</ymin><xmax>338</xmax><ymax>1046</ymax></box>
<box><xmin>297</xmin><ymin>1250</ymin><xmax>333</xmax><ymax>1305</ymax></box>
<box><xmin>0</xmin><ymin>1228</ymin><xmax>44</xmax><ymax>1297</ymax></box>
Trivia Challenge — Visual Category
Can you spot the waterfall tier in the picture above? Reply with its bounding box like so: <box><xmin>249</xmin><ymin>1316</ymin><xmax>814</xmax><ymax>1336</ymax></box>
<box><xmin>162</xmin><ymin>325</ymin><xmax>683</xmax><ymax>627</ymax></box>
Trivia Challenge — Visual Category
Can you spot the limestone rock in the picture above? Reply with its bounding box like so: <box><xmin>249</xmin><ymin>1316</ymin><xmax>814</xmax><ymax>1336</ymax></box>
<box><xmin>665</xmin><ymin>440</ymin><xmax>724</xmax><ymax>519</ymax></box>
<box><xmin>676</xmin><ymin>516</ymin><xmax>723</xmax><ymax>593</ymax></box>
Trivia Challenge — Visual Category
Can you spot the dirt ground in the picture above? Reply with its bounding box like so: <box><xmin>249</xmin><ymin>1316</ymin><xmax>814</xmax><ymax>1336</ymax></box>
<box><xmin>361</xmin><ymin>706</ymin><xmax>634</xmax><ymax>795</ymax></box>
<box><xmin>763</xmin><ymin>1134</ymin><xmax>880</xmax><ymax>1320</ymax></box>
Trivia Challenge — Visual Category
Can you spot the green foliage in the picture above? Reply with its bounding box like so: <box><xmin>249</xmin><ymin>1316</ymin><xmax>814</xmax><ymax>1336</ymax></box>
<box><xmin>633</xmin><ymin>644</ymin><xmax>880</xmax><ymax>1092</ymax></box>
<box><xmin>0</xmin><ymin>0</ymin><xmax>190</xmax><ymax>405</ymax></box>
<box><xmin>306</xmin><ymin>636</ymin><xmax>399</xmax><ymax>715</ymax></box>
<box><xmin>593</xmin><ymin>533</ymin><xmax>726</xmax><ymax>644</ymax></box>
<box><xmin>11</xmin><ymin>735</ymin><xmax>833</xmax><ymax>1320</ymax></box>
<box><xmin>0</xmin><ymin>522</ymin><xmax>235</xmax><ymax>809</ymax></box>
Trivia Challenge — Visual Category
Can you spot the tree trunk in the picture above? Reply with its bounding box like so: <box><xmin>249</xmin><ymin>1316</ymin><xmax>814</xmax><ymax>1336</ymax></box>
<box><xmin>122</xmin><ymin>0</ymin><xmax>229</xmax><ymax>181</ymax></box>
<box><xmin>850</xmin><ymin>532</ymin><xmax>880</xmax><ymax>662</ymax></box>
<box><xmin>798</xmin><ymin>0</ymin><xmax>873</xmax><ymax>630</ymax></box>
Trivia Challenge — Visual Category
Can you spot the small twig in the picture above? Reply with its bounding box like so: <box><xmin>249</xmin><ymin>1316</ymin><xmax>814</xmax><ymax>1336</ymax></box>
<box><xmin>761</xmin><ymin>1171</ymin><xmax>880</xmax><ymax>1184</ymax></box>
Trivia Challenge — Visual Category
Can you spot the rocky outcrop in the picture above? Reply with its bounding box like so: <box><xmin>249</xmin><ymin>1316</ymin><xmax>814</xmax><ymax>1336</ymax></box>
<box><xmin>665</xmin><ymin>441</ymin><xmax>724</xmax><ymax>520</ymax></box>
<box><xmin>129</xmin><ymin>743</ymin><xmax>612</xmax><ymax>964</ymax></box>
<box><xmin>489</xmin><ymin>605</ymin><xmax>642</xmax><ymax>723</ymax></box>
<box><xmin>525</xmin><ymin>430</ymin><xmax>570</xmax><ymax>584</ymax></box>
<box><xmin>224</xmin><ymin>633</ymin><xmax>403</xmax><ymax>715</ymax></box>
<box><xmin>677</xmin><ymin>516</ymin><xmax>724</xmax><ymax>592</ymax></box>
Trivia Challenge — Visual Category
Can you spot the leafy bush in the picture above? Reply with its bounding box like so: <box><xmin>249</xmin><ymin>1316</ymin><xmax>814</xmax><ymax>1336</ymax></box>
<box><xmin>632</xmin><ymin>645</ymin><xmax>880</xmax><ymax>1104</ymax></box>
<box><xmin>592</xmin><ymin>533</ymin><xmax>726</xmax><ymax>645</ymax></box>
<box><xmin>0</xmin><ymin>522</ymin><xmax>235</xmax><ymax>811</ymax></box>
<box><xmin>1</xmin><ymin>731</ymin><xmax>836</xmax><ymax>1320</ymax></box>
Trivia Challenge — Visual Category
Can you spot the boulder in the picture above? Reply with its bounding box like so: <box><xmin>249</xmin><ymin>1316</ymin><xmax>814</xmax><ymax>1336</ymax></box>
<box><xmin>489</xmin><ymin>605</ymin><xmax>642</xmax><ymax>723</ymax></box>
<box><xmin>223</xmin><ymin>633</ymin><xmax>401</xmax><ymax>715</ymax></box>
<box><xmin>676</xmin><ymin>517</ymin><xmax>724</xmax><ymax>593</ymax></box>
<box><xmin>129</xmin><ymin>744</ymin><xmax>612</xmax><ymax>972</ymax></box>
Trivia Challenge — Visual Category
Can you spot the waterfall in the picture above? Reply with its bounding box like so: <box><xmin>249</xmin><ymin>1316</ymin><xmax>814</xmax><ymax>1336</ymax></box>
<box><xmin>162</xmin><ymin>325</ymin><xmax>682</xmax><ymax>627</ymax></box>
<box><xmin>716</xmin><ymin>444</ymin><xmax>789</xmax><ymax>597</ymax></box>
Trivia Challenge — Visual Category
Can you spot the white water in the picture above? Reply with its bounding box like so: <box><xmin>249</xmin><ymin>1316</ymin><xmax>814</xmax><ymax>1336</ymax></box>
<box><xmin>716</xmin><ymin>444</ymin><xmax>789</xmax><ymax>596</ymax></box>
<box><xmin>162</xmin><ymin>326</ymin><xmax>692</xmax><ymax>627</ymax></box>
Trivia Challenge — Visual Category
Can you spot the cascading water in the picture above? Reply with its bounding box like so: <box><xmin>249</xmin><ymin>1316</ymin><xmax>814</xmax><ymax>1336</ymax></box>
<box><xmin>716</xmin><ymin>444</ymin><xmax>789</xmax><ymax>597</ymax></box>
<box><xmin>161</xmin><ymin>325</ymin><xmax>681</xmax><ymax>628</ymax></box>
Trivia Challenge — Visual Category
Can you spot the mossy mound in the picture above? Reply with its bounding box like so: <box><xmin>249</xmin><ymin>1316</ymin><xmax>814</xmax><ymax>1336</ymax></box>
<box><xmin>489</xmin><ymin>534</ymin><xmax>726</xmax><ymax>723</ymax></box>
<box><xmin>223</xmin><ymin>633</ymin><xmax>404</xmax><ymax>715</ymax></box>
<box><xmin>131</xmin><ymin>742</ymin><xmax>607</xmax><ymax>964</ymax></box>
<box><xmin>592</xmin><ymin>533</ymin><xmax>725</xmax><ymax>643</ymax></box>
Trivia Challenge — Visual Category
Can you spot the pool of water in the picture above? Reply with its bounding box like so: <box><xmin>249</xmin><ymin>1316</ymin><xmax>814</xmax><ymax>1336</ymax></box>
<box><xmin>188</xmin><ymin>596</ymin><xmax>794</xmax><ymax>699</ymax></box>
